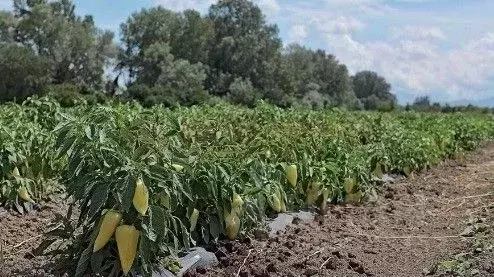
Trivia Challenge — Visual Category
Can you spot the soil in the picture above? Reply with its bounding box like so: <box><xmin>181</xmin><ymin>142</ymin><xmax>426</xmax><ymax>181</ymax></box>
<box><xmin>202</xmin><ymin>144</ymin><xmax>494</xmax><ymax>277</ymax></box>
<box><xmin>1</xmin><ymin>144</ymin><xmax>494</xmax><ymax>277</ymax></box>
<box><xmin>0</xmin><ymin>195</ymin><xmax>70</xmax><ymax>277</ymax></box>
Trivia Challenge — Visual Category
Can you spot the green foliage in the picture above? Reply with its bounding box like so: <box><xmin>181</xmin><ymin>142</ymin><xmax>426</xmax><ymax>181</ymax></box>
<box><xmin>0</xmin><ymin>44</ymin><xmax>52</xmax><ymax>102</ymax></box>
<box><xmin>46</xmin><ymin>83</ymin><xmax>108</xmax><ymax>107</ymax></box>
<box><xmin>352</xmin><ymin>70</ymin><xmax>397</xmax><ymax>110</ymax></box>
<box><xmin>119</xmin><ymin>7</ymin><xmax>211</xmax><ymax>82</ymax></box>
<box><xmin>207</xmin><ymin>0</ymin><xmax>282</xmax><ymax>94</ymax></box>
<box><xmin>228</xmin><ymin>78</ymin><xmax>259</xmax><ymax>107</ymax></box>
<box><xmin>120</xmin><ymin>16</ymin><xmax>210</xmax><ymax>107</ymax></box>
<box><xmin>0</xmin><ymin>97</ymin><xmax>64</xmax><ymax>210</ymax></box>
<box><xmin>282</xmin><ymin>44</ymin><xmax>357</xmax><ymax>108</ymax></box>
<box><xmin>0</xmin><ymin>0</ymin><xmax>116</xmax><ymax>102</ymax></box>
<box><xmin>406</xmin><ymin>96</ymin><xmax>494</xmax><ymax>114</ymax></box>
<box><xmin>2</xmin><ymin>0</ymin><xmax>401</xmax><ymax>109</ymax></box>
<box><xmin>12</xmin><ymin>0</ymin><xmax>116</xmax><ymax>88</ymax></box>
<box><xmin>1</xmin><ymin>98</ymin><xmax>493</xmax><ymax>275</ymax></box>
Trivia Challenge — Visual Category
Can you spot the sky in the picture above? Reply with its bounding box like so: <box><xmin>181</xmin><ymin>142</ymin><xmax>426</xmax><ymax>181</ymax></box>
<box><xmin>1</xmin><ymin>0</ymin><xmax>494</xmax><ymax>105</ymax></box>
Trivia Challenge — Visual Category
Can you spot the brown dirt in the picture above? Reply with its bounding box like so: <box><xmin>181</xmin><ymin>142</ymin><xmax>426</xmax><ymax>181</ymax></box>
<box><xmin>0</xmin><ymin>195</ymin><xmax>69</xmax><ymax>277</ymax></box>
<box><xmin>202</xmin><ymin>144</ymin><xmax>494</xmax><ymax>277</ymax></box>
<box><xmin>1</xmin><ymin>144</ymin><xmax>494</xmax><ymax>277</ymax></box>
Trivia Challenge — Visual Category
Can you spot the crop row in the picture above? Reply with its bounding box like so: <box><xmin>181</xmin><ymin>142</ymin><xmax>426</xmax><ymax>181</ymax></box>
<box><xmin>1</xmin><ymin>97</ymin><xmax>493</xmax><ymax>276</ymax></box>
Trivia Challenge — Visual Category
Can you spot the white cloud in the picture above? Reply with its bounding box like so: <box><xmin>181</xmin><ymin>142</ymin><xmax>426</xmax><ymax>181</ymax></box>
<box><xmin>154</xmin><ymin>0</ymin><xmax>215</xmax><ymax>13</ymax></box>
<box><xmin>399</xmin><ymin>40</ymin><xmax>437</xmax><ymax>58</ymax></box>
<box><xmin>392</xmin><ymin>26</ymin><xmax>446</xmax><ymax>41</ymax></box>
<box><xmin>323</xmin><ymin>0</ymin><xmax>393</xmax><ymax>15</ymax></box>
<box><xmin>275</xmin><ymin>0</ymin><xmax>494</xmax><ymax>101</ymax></box>
<box><xmin>254</xmin><ymin>0</ymin><xmax>280</xmax><ymax>17</ymax></box>
<box><xmin>316</xmin><ymin>16</ymin><xmax>365</xmax><ymax>35</ymax></box>
<box><xmin>323</xmin><ymin>32</ymin><xmax>494</xmax><ymax>100</ymax></box>
<box><xmin>155</xmin><ymin>0</ymin><xmax>279</xmax><ymax>16</ymax></box>
<box><xmin>288</xmin><ymin>24</ymin><xmax>307</xmax><ymax>44</ymax></box>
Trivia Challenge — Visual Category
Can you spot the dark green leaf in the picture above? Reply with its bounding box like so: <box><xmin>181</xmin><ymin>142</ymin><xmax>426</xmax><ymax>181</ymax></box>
<box><xmin>87</xmin><ymin>183</ymin><xmax>110</xmax><ymax>222</ymax></box>
<box><xmin>90</xmin><ymin>250</ymin><xmax>105</xmax><ymax>273</ymax></box>
<box><xmin>149</xmin><ymin>205</ymin><xmax>165</xmax><ymax>243</ymax></box>
<box><xmin>209</xmin><ymin>216</ymin><xmax>220</xmax><ymax>239</ymax></box>
<box><xmin>180</xmin><ymin>220</ymin><xmax>190</xmax><ymax>250</ymax></box>
<box><xmin>74</xmin><ymin>245</ymin><xmax>92</xmax><ymax>277</ymax></box>
<box><xmin>121</xmin><ymin>175</ymin><xmax>135</xmax><ymax>212</ymax></box>
<box><xmin>139</xmin><ymin>234</ymin><xmax>153</xmax><ymax>264</ymax></box>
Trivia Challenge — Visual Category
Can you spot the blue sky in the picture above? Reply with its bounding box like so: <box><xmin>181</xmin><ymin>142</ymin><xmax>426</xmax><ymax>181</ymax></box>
<box><xmin>1</xmin><ymin>0</ymin><xmax>494</xmax><ymax>104</ymax></box>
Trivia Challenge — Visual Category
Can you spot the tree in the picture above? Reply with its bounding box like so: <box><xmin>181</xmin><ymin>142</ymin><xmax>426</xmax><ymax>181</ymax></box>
<box><xmin>120</xmin><ymin>7</ymin><xmax>212</xmax><ymax>82</ymax></box>
<box><xmin>172</xmin><ymin>10</ymin><xmax>213</xmax><ymax>64</ymax></box>
<box><xmin>352</xmin><ymin>70</ymin><xmax>396</xmax><ymax>110</ymax></box>
<box><xmin>207</xmin><ymin>0</ymin><xmax>282</xmax><ymax>95</ymax></box>
<box><xmin>125</xmin><ymin>43</ymin><xmax>208</xmax><ymax>107</ymax></box>
<box><xmin>413</xmin><ymin>96</ymin><xmax>431</xmax><ymax>107</ymax></box>
<box><xmin>120</xmin><ymin>7</ymin><xmax>183</xmax><ymax>81</ymax></box>
<box><xmin>0</xmin><ymin>44</ymin><xmax>52</xmax><ymax>102</ymax></box>
<box><xmin>282</xmin><ymin>44</ymin><xmax>357</xmax><ymax>107</ymax></box>
<box><xmin>11</xmin><ymin>0</ymin><xmax>116</xmax><ymax>89</ymax></box>
<box><xmin>228</xmin><ymin>77</ymin><xmax>258</xmax><ymax>107</ymax></box>
<box><xmin>0</xmin><ymin>11</ymin><xmax>16</xmax><ymax>44</ymax></box>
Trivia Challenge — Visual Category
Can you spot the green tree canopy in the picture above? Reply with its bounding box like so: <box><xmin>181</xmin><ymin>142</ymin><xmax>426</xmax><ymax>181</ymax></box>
<box><xmin>282</xmin><ymin>44</ymin><xmax>358</xmax><ymax>108</ymax></box>
<box><xmin>9</xmin><ymin>0</ymin><xmax>116</xmax><ymax>89</ymax></box>
<box><xmin>207</xmin><ymin>0</ymin><xmax>282</xmax><ymax>96</ymax></box>
<box><xmin>120</xmin><ymin>7</ymin><xmax>212</xmax><ymax>83</ymax></box>
<box><xmin>0</xmin><ymin>44</ymin><xmax>52</xmax><ymax>102</ymax></box>
<box><xmin>352</xmin><ymin>70</ymin><xmax>396</xmax><ymax>110</ymax></box>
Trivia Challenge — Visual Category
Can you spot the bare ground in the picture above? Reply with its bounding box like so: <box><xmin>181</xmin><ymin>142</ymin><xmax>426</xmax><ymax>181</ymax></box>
<box><xmin>203</xmin><ymin>144</ymin><xmax>494</xmax><ymax>277</ymax></box>
<box><xmin>0</xmin><ymin>195</ymin><xmax>69</xmax><ymax>277</ymax></box>
<box><xmin>1</xmin><ymin>144</ymin><xmax>494</xmax><ymax>277</ymax></box>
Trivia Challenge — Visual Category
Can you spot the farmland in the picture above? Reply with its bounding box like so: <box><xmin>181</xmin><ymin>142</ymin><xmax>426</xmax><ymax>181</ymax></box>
<box><xmin>1</xmin><ymin>97</ymin><xmax>494</xmax><ymax>276</ymax></box>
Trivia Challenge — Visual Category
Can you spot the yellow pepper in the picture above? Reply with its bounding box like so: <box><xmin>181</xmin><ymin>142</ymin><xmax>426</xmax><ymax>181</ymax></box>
<box><xmin>280</xmin><ymin>198</ymin><xmax>287</xmax><ymax>213</ymax></box>
<box><xmin>133</xmin><ymin>178</ymin><xmax>149</xmax><ymax>216</ymax></box>
<box><xmin>343</xmin><ymin>177</ymin><xmax>355</xmax><ymax>194</ymax></box>
<box><xmin>171</xmin><ymin>164</ymin><xmax>184</xmax><ymax>172</ymax></box>
<box><xmin>306</xmin><ymin>182</ymin><xmax>321</xmax><ymax>206</ymax></box>
<box><xmin>286</xmin><ymin>165</ymin><xmax>297</xmax><ymax>187</ymax></box>
<box><xmin>18</xmin><ymin>186</ymin><xmax>35</xmax><ymax>203</ymax></box>
<box><xmin>231</xmin><ymin>194</ymin><xmax>244</xmax><ymax>215</ymax></box>
<box><xmin>269</xmin><ymin>193</ymin><xmax>282</xmax><ymax>213</ymax></box>
<box><xmin>372</xmin><ymin>163</ymin><xmax>383</xmax><ymax>179</ymax></box>
<box><xmin>224</xmin><ymin>210</ymin><xmax>240</xmax><ymax>240</ymax></box>
<box><xmin>403</xmin><ymin>166</ymin><xmax>412</xmax><ymax>177</ymax></box>
<box><xmin>12</xmin><ymin>166</ymin><xmax>20</xmax><ymax>177</ymax></box>
<box><xmin>189</xmin><ymin>208</ymin><xmax>199</xmax><ymax>232</ymax></box>
<box><xmin>93</xmin><ymin>210</ymin><xmax>122</xmax><ymax>252</ymax></box>
<box><xmin>115</xmin><ymin>225</ymin><xmax>140</xmax><ymax>275</ymax></box>
<box><xmin>345</xmin><ymin>191</ymin><xmax>363</xmax><ymax>204</ymax></box>
<box><xmin>319</xmin><ymin>188</ymin><xmax>330</xmax><ymax>212</ymax></box>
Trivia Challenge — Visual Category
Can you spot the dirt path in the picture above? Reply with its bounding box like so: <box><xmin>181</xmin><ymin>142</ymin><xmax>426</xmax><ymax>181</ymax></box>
<box><xmin>205</xmin><ymin>144</ymin><xmax>494</xmax><ymax>277</ymax></box>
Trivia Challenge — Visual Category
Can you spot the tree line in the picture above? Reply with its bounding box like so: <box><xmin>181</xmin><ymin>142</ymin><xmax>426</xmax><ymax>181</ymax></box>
<box><xmin>1</xmin><ymin>0</ymin><xmax>397</xmax><ymax>110</ymax></box>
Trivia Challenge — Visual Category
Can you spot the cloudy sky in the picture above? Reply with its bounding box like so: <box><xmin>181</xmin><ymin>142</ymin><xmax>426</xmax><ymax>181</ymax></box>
<box><xmin>1</xmin><ymin>0</ymin><xmax>494</xmax><ymax>104</ymax></box>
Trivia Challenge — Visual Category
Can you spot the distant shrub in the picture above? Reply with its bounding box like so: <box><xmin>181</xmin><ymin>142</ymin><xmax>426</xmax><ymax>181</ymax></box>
<box><xmin>228</xmin><ymin>77</ymin><xmax>258</xmax><ymax>107</ymax></box>
<box><xmin>47</xmin><ymin>83</ymin><xmax>108</xmax><ymax>107</ymax></box>
<box><xmin>126</xmin><ymin>84</ymin><xmax>209</xmax><ymax>108</ymax></box>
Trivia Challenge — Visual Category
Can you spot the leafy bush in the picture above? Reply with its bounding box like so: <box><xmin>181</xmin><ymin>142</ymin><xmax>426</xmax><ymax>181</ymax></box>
<box><xmin>47</xmin><ymin>83</ymin><xmax>109</xmax><ymax>107</ymax></box>
<box><xmin>228</xmin><ymin>77</ymin><xmax>258</xmax><ymax>107</ymax></box>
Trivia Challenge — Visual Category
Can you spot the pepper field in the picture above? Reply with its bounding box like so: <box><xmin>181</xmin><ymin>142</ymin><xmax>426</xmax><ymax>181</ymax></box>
<box><xmin>1</xmin><ymin>97</ymin><xmax>493</xmax><ymax>276</ymax></box>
